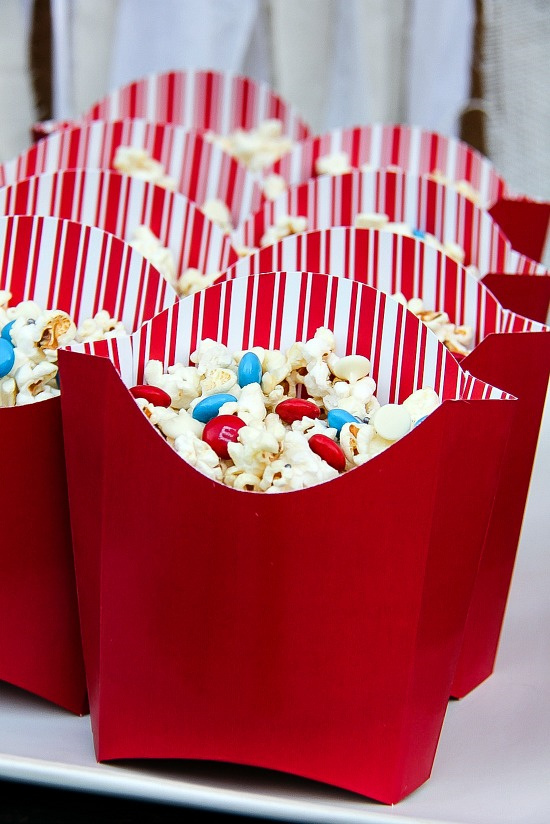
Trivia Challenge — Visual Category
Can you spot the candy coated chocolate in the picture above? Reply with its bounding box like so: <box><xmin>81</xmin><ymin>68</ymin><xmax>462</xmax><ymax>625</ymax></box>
<box><xmin>327</xmin><ymin>408</ymin><xmax>358</xmax><ymax>433</ymax></box>
<box><xmin>1</xmin><ymin>320</ymin><xmax>15</xmax><ymax>343</ymax></box>
<box><xmin>203</xmin><ymin>414</ymin><xmax>246</xmax><ymax>459</ymax></box>
<box><xmin>412</xmin><ymin>228</ymin><xmax>426</xmax><ymax>239</ymax></box>
<box><xmin>0</xmin><ymin>338</ymin><xmax>15</xmax><ymax>378</ymax></box>
<box><xmin>193</xmin><ymin>393</ymin><xmax>237</xmax><ymax>423</ymax></box>
<box><xmin>238</xmin><ymin>351</ymin><xmax>262</xmax><ymax>387</ymax></box>
<box><xmin>276</xmin><ymin>398</ymin><xmax>320</xmax><ymax>424</ymax></box>
<box><xmin>308</xmin><ymin>434</ymin><xmax>346</xmax><ymax>472</ymax></box>
<box><xmin>130</xmin><ymin>384</ymin><xmax>172</xmax><ymax>408</ymax></box>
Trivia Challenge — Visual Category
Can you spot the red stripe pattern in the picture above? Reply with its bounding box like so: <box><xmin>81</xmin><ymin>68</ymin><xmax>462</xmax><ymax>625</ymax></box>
<box><xmin>84</xmin><ymin>70</ymin><xmax>310</xmax><ymax>140</ymax></box>
<box><xmin>268</xmin><ymin>125</ymin><xmax>507</xmax><ymax>208</ymax></box>
<box><xmin>0</xmin><ymin>170</ymin><xmax>239</xmax><ymax>277</ymax></box>
<box><xmin>71</xmin><ymin>272</ymin><xmax>512</xmax><ymax>406</ymax></box>
<box><xmin>221</xmin><ymin>228</ymin><xmax>547</xmax><ymax>345</ymax></box>
<box><xmin>0</xmin><ymin>123</ymin><xmax>262</xmax><ymax>228</ymax></box>
<box><xmin>237</xmin><ymin>169</ymin><xmax>546</xmax><ymax>277</ymax></box>
<box><xmin>0</xmin><ymin>215</ymin><xmax>177</xmax><ymax>330</ymax></box>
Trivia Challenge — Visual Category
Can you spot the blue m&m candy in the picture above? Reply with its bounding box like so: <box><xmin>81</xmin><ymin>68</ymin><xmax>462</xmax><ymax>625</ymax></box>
<box><xmin>238</xmin><ymin>351</ymin><xmax>262</xmax><ymax>387</ymax></box>
<box><xmin>327</xmin><ymin>408</ymin><xmax>359</xmax><ymax>434</ymax></box>
<box><xmin>0</xmin><ymin>338</ymin><xmax>15</xmax><ymax>378</ymax></box>
<box><xmin>192</xmin><ymin>393</ymin><xmax>237</xmax><ymax>423</ymax></box>
<box><xmin>412</xmin><ymin>228</ymin><xmax>426</xmax><ymax>239</ymax></box>
<box><xmin>1</xmin><ymin>320</ymin><xmax>15</xmax><ymax>343</ymax></box>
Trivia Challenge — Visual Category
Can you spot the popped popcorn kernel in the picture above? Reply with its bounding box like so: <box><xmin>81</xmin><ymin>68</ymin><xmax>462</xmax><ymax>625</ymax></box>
<box><xmin>0</xmin><ymin>297</ymin><xmax>125</xmax><ymax>406</ymax></box>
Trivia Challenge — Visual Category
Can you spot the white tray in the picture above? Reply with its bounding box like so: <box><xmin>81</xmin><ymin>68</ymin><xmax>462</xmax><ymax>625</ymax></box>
<box><xmin>1</xmin><ymin>385</ymin><xmax>549</xmax><ymax>824</ymax></box>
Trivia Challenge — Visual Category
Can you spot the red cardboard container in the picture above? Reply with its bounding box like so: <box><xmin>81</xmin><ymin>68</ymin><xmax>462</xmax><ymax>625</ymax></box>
<box><xmin>266</xmin><ymin>124</ymin><xmax>550</xmax><ymax>265</ymax></box>
<box><xmin>32</xmin><ymin>69</ymin><xmax>311</xmax><ymax>141</ymax></box>
<box><xmin>0</xmin><ymin>169</ymin><xmax>239</xmax><ymax>280</ymax></box>
<box><xmin>223</xmin><ymin>227</ymin><xmax>549</xmax><ymax>695</ymax></box>
<box><xmin>59</xmin><ymin>271</ymin><xmax>514</xmax><ymax>802</ymax></box>
<box><xmin>1</xmin><ymin>121</ymin><xmax>262</xmax><ymax>229</ymax></box>
<box><xmin>0</xmin><ymin>215</ymin><xmax>177</xmax><ymax>712</ymax></box>
<box><xmin>237</xmin><ymin>167</ymin><xmax>549</xmax><ymax>322</ymax></box>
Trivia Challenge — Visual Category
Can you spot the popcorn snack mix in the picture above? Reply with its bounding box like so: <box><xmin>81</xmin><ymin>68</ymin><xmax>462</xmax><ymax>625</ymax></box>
<box><xmin>0</xmin><ymin>214</ymin><xmax>177</xmax><ymax>714</ymax></box>
<box><xmin>60</xmin><ymin>272</ymin><xmax>515</xmax><ymax>802</ymax></box>
<box><xmin>134</xmin><ymin>328</ymin><xmax>441</xmax><ymax>492</ymax></box>
<box><xmin>0</xmin><ymin>292</ymin><xmax>124</xmax><ymax>407</ymax></box>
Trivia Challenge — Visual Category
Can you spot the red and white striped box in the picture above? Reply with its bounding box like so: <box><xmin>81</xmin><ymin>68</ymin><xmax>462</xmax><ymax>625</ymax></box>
<box><xmin>32</xmin><ymin>69</ymin><xmax>311</xmax><ymax>141</ymax></box>
<box><xmin>0</xmin><ymin>214</ymin><xmax>178</xmax><ymax>714</ymax></box>
<box><xmin>239</xmin><ymin>167</ymin><xmax>550</xmax><ymax>323</ymax></box>
<box><xmin>265</xmin><ymin>124</ymin><xmax>550</xmax><ymax>268</ymax></box>
<box><xmin>59</xmin><ymin>271</ymin><xmax>514</xmax><ymax>803</ymax></box>
<box><xmin>0</xmin><ymin>169</ymin><xmax>239</xmax><ymax>280</ymax></box>
<box><xmin>2</xmin><ymin>121</ymin><xmax>262</xmax><ymax>230</ymax></box>
<box><xmin>224</xmin><ymin>227</ymin><xmax>550</xmax><ymax>696</ymax></box>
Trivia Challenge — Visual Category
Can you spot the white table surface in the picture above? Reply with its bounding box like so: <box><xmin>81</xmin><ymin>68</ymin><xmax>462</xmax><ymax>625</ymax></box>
<box><xmin>1</xmin><ymin>384</ymin><xmax>549</xmax><ymax>824</ymax></box>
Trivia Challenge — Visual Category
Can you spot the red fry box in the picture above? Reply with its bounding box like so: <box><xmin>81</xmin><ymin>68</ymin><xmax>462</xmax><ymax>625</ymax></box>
<box><xmin>32</xmin><ymin>69</ymin><xmax>311</xmax><ymax>141</ymax></box>
<box><xmin>59</xmin><ymin>271</ymin><xmax>514</xmax><ymax>803</ymax></box>
<box><xmin>237</xmin><ymin>167</ymin><xmax>549</xmax><ymax>322</ymax></box>
<box><xmin>0</xmin><ymin>169</ymin><xmax>239</xmax><ymax>279</ymax></box>
<box><xmin>0</xmin><ymin>214</ymin><xmax>177</xmax><ymax>713</ymax></box>
<box><xmin>1</xmin><ymin>121</ymin><xmax>262</xmax><ymax>230</ymax></box>
<box><xmin>266</xmin><ymin>124</ymin><xmax>550</xmax><ymax>265</ymax></box>
<box><xmin>224</xmin><ymin>228</ymin><xmax>549</xmax><ymax>696</ymax></box>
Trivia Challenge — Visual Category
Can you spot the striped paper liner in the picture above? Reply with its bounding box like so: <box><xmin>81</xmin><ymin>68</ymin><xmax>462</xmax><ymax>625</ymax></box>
<box><xmin>222</xmin><ymin>228</ymin><xmax>547</xmax><ymax>346</ymax></box>
<box><xmin>0</xmin><ymin>122</ymin><xmax>262</xmax><ymax>229</ymax></box>
<box><xmin>84</xmin><ymin>69</ymin><xmax>311</xmax><ymax>139</ymax></box>
<box><xmin>266</xmin><ymin>124</ymin><xmax>507</xmax><ymax>209</ymax></box>
<box><xmin>0</xmin><ymin>215</ymin><xmax>177</xmax><ymax>331</ymax></box>
<box><xmin>0</xmin><ymin>170</ymin><xmax>239</xmax><ymax>279</ymax></box>
<box><xmin>69</xmin><ymin>272</ymin><xmax>512</xmax><ymax>407</ymax></box>
<box><xmin>237</xmin><ymin>169</ymin><xmax>547</xmax><ymax>278</ymax></box>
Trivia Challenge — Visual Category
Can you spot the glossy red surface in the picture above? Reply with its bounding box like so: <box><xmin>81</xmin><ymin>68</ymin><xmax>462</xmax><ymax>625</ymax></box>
<box><xmin>202</xmin><ymin>415</ymin><xmax>246</xmax><ymax>459</ymax></box>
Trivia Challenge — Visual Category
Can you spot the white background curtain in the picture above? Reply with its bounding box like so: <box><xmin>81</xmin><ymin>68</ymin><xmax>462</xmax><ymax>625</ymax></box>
<box><xmin>0</xmin><ymin>0</ymin><xmax>548</xmax><ymax>210</ymax></box>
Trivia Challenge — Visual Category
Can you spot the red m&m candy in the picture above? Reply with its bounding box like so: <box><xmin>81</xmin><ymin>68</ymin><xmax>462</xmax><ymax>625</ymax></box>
<box><xmin>308</xmin><ymin>434</ymin><xmax>346</xmax><ymax>472</ymax></box>
<box><xmin>130</xmin><ymin>384</ymin><xmax>172</xmax><ymax>407</ymax></box>
<box><xmin>203</xmin><ymin>415</ymin><xmax>246</xmax><ymax>459</ymax></box>
<box><xmin>275</xmin><ymin>398</ymin><xmax>320</xmax><ymax>424</ymax></box>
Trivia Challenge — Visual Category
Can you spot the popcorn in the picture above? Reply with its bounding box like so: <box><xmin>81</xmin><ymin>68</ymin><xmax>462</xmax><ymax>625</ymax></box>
<box><xmin>315</xmin><ymin>151</ymin><xmax>352</xmax><ymax>176</ymax></box>
<box><xmin>206</xmin><ymin>119</ymin><xmax>294</xmax><ymax>172</ymax></box>
<box><xmin>201</xmin><ymin>199</ymin><xmax>233</xmax><ymax>233</ymax></box>
<box><xmin>76</xmin><ymin>310</ymin><xmax>125</xmax><ymax>343</ymax></box>
<box><xmin>128</xmin><ymin>226</ymin><xmax>221</xmax><ymax>297</ymax></box>
<box><xmin>176</xmin><ymin>268</ymin><xmax>222</xmax><ymax>297</ymax></box>
<box><xmin>426</xmin><ymin>169</ymin><xmax>481</xmax><ymax>205</ymax></box>
<box><xmin>173</xmin><ymin>430</ymin><xmax>223</xmax><ymax>482</ymax></box>
<box><xmin>262</xmin><ymin>173</ymin><xmax>288</xmax><ymax>201</ymax></box>
<box><xmin>0</xmin><ymin>295</ymin><xmax>126</xmax><ymax>406</ymax></box>
<box><xmin>113</xmin><ymin>146</ymin><xmax>176</xmax><ymax>190</ymax></box>
<box><xmin>354</xmin><ymin>213</ymin><xmax>389</xmax><ymax>230</ymax></box>
<box><xmin>144</xmin><ymin>360</ymin><xmax>201</xmax><ymax>409</ymax></box>
<box><xmin>260</xmin><ymin>431</ymin><xmax>338</xmax><ymax>492</ymax></box>
<box><xmin>129</xmin><ymin>226</ymin><xmax>178</xmax><ymax>286</ymax></box>
<box><xmin>260</xmin><ymin>214</ymin><xmax>308</xmax><ymax>248</ymax></box>
<box><xmin>392</xmin><ymin>293</ymin><xmax>474</xmax><ymax>356</ymax></box>
<box><xmin>135</xmin><ymin>328</ymin><xmax>442</xmax><ymax>491</ymax></box>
